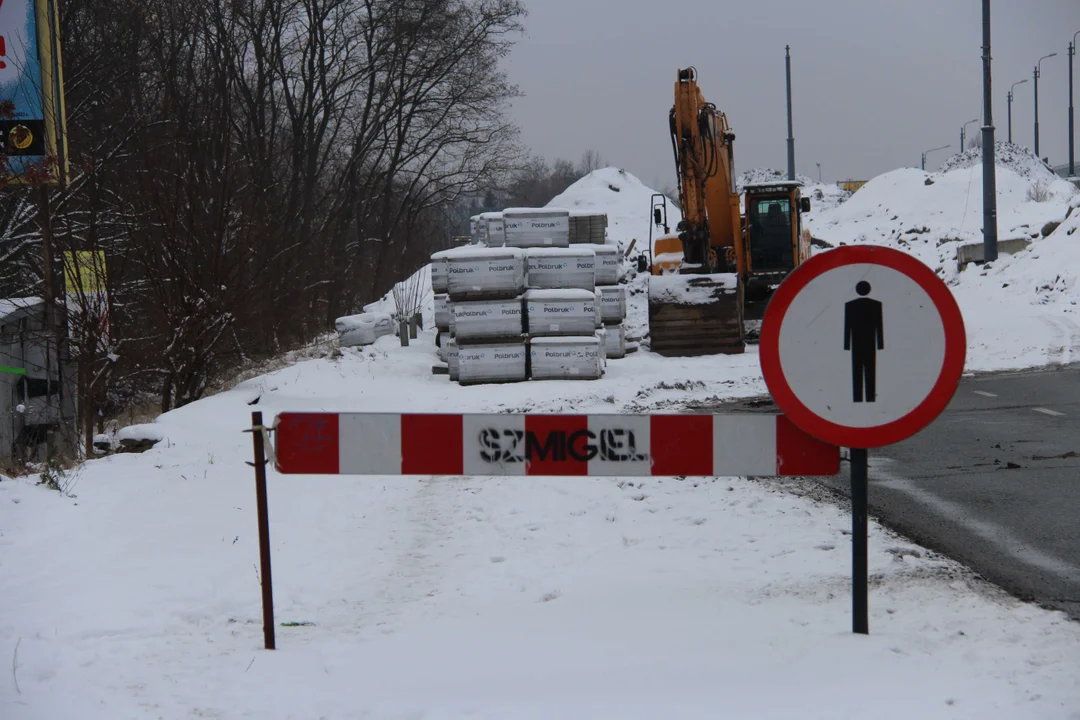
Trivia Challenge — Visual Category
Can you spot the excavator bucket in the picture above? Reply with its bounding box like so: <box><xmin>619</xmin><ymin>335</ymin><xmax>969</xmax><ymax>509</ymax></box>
<box><xmin>648</xmin><ymin>274</ymin><xmax>745</xmax><ymax>356</ymax></box>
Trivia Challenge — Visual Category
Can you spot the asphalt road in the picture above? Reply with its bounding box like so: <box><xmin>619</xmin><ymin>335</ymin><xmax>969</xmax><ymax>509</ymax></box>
<box><xmin>829</xmin><ymin>366</ymin><xmax>1080</xmax><ymax>620</ymax></box>
<box><xmin>693</xmin><ymin>365</ymin><xmax>1080</xmax><ymax>620</ymax></box>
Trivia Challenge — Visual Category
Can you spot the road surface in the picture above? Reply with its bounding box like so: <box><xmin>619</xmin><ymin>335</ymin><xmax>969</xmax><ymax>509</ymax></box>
<box><xmin>694</xmin><ymin>365</ymin><xmax>1080</xmax><ymax>620</ymax></box>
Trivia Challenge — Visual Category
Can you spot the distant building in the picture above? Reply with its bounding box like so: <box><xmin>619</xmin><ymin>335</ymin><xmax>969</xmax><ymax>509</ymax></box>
<box><xmin>0</xmin><ymin>298</ymin><xmax>77</xmax><ymax>466</ymax></box>
<box><xmin>837</xmin><ymin>180</ymin><xmax>867</xmax><ymax>193</ymax></box>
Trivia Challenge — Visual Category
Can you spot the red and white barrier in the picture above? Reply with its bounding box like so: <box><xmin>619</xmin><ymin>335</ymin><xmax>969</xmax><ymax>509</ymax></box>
<box><xmin>273</xmin><ymin>412</ymin><xmax>839</xmax><ymax>477</ymax></box>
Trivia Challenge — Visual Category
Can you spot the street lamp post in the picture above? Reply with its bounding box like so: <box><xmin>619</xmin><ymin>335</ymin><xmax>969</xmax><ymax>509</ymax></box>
<box><xmin>1069</xmin><ymin>32</ymin><xmax>1078</xmax><ymax>177</ymax></box>
<box><xmin>921</xmin><ymin>144</ymin><xmax>951</xmax><ymax>171</ymax></box>
<box><xmin>1008</xmin><ymin>79</ymin><xmax>1027</xmax><ymax>144</ymax></box>
<box><xmin>816</xmin><ymin>162</ymin><xmax>821</xmax><ymax>182</ymax></box>
<box><xmin>1035</xmin><ymin>53</ymin><xmax>1057</xmax><ymax>159</ymax></box>
<box><xmin>961</xmin><ymin>118</ymin><xmax>980</xmax><ymax>152</ymax></box>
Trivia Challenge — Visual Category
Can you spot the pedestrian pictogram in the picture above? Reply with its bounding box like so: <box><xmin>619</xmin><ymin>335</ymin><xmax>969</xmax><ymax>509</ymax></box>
<box><xmin>760</xmin><ymin>244</ymin><xmax>965</xmax><ymax>449</ymax></box>
<box><xmin>844</xmin><ymin>280</ymin><xmax>884</xmax><ymax>403</ymax></box>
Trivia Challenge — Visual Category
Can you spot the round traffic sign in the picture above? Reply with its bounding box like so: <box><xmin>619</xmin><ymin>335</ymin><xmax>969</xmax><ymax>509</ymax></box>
<box><xmin>760</xmin><ymin>245</ymin><xmax>965</xmax><ymax>448</ymax></box>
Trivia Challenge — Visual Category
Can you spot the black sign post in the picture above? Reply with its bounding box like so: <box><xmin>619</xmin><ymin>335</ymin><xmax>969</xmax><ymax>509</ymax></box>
<box><xmin>850</xmin><ymin>448</ymin><xmax>869</xmax><ymax>634</ymax></box>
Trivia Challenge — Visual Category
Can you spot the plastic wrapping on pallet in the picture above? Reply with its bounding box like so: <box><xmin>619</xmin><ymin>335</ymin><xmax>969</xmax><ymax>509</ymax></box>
<box><xmin>524</xmin><ymin>289</ymin><xmax>599</xmax><ymax>336</ymax></box>
<box><xmin>447</xmin><ymin>339</ymin><xmax>460</xmax><ymax>381</ymax></box>
<box><xmin>481</xmin><ymin>212</ymin><xmax>505</xmax><ymax>247</ymax></box>
<box><xmin>335</xmin><ymin>312</ymin><xmax>395</xmax><ymax>347</ymax></box>
<box><xmin>451</xmin><ymin>297</ymin><xmax>524</xmax><ymax>343</ymax></box>
<box><xmin>525</xmin><ymin>247</ymin><xmax>596</xmax><ymax>290</ymax></box>
<box><xmin>574</xmin><ymin>243</ymin><xmax>620</xmax><ymax>285</ymax></box>
<box><xmin>431</xmin><ymin>253</ymin><xmax>449</xmax><ymax>293</ymax></box>
<box><xmin>600</xmin><ymin>323</ymin><xmax>626</xmax><ymax>359</ymax></box>
<box><xmin>597</xmin><ymin>285</ymin><xmax>627</xmax><ymax>324</ymax></box>
<box><xmin>503</xmin><ymin>207</ymin><xmax>570</xmax><ymax>248</ymax></box>
<box><xmin>445</xmin><ymin>246</ymin><xmax>526</xmax><ymax>300</ymax></box>
<box><xmin>434</xmin><ymin>294</ymin><xmax>451</xmax><ymax>331</ymax></box>
<box><xmin>529</xmin><ymin>336</ymin><xmax>604</xmax><ymax>380</ymax></box>
<box><xmin>458</xmin><ymin>342</ymin><xmax>527</xmax><ymax>385</ymax></box>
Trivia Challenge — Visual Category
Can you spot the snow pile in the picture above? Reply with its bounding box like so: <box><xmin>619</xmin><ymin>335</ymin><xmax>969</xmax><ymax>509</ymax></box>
<box><xmin>548</xmin><ymin>167</ymin><xmax>681</xmax><ymax>257</ymax></box>
<box><xmin>806</xmin><ymin>164</ymin><xmax>1077</xmax><ymax>283</ymax></box>
<box><xmin>2</xmin><ymin>330</ymin><xmax>1079</xmax><ymax>718</ymax></box>
<box><xmin>939</xmin><ymin>141</ymin><xmax>1059</xmax><ymax>182</ymax></box>
<box><xmin>737</xmin><ymin>167</ymin><xmax>815</xmax><ymax>189</ymax></box>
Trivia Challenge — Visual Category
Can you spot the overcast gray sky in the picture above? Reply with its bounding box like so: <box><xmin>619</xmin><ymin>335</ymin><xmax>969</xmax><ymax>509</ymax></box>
<box><xmin>505</xmin><ymin>0</ymin><xmax>1079</xmax><ymax>188</ymax></box>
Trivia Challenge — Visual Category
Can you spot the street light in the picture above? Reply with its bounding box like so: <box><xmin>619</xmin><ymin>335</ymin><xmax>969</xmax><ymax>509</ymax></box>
<box><xmin>816</xmin><ymin>162</ymin><xmax>822</xmax><ymax>182</ymax></box>
<box><xmin>1007</xmin><ymin>79</ymin><xmax>1027</xmax><ymax>144</ymax></box>
<box><xmin>961</xmin><ymin>118</ymin><xmax>980</xmax><ymax>152</ymax></box>
<box><xmin>1035</xmin><ymin>52</ymin><xmax>1057</xmax><ymax>159</ymax></box>
<box><xmin>921</xmin><ymin>144</ymin><xmax>951</xmax><ymax>171</ymax></box>
<box><xmin>1069</xmin><ymin>31</ymin><xmax>1079</xmax><ymax>177</ymax></box>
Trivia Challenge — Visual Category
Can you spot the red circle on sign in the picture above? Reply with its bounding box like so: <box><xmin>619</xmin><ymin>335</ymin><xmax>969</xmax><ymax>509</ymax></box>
<box><xmin>759</xmin><ymin>245</ymin><xmax>966</xmax><ymax>448</ymax></box>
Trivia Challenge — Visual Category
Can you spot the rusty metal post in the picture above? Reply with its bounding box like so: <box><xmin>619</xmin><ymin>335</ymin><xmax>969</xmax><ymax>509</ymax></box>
<box><xmin>250</xmin><ymin>411</ymin><xmax>276</xmax><ymax>649</ymax></box>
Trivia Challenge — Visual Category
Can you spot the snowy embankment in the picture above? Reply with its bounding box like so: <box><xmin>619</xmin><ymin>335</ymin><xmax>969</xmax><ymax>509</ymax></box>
<box><xmin>807</xmin><ymin>144</ymin><xmax>1080</xmax><ymax>372</ymax></box>
<box><xmin>4</xmin><ymin>333</ymin><xmax>1080</xmax><ymax>719</ymax></box>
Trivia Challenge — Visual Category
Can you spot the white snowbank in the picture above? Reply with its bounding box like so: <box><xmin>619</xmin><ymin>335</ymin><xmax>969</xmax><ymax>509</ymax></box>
<box><xmin>548</xmin><ymin>167</ymin><xmax>683</xmax><ymax>257</ymax></box>
<box><xmin>805</xmin><ymin>155</ymin><xmax>1079</xmax><ymax>372</ymax></box>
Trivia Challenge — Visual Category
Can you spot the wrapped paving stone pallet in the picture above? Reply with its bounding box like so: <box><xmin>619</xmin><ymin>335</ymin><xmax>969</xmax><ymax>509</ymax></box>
<box><xmin>434</xmin><ymin>294</ymin><xmax>451</xmax><ymax>331</ymax></box>
<box><xmin>335</xmin><ymin>312</ymin><xmax>395</xmax><ymax>347</ymax></box>
<box><xmin>597</xmin><ymin>285</ymin><xmax>627</xmax><ymax>324</ymax></box>
<box><xmin>525</xmin><ymin>247</ymin><xmax>596</xmax><ymax>290</ymax></box>
<box><xmin>600</xmin><ymin>323</ymin><xmax>627</xmax><ymax>359</ymax></box>
<box><xmin>458</xmin><ymin>342</ymin><xmax>527</xmax><ymax>385</ymax></box>
<box><xmin>524</xmin><ymin>289</ymin><xmax>599</xmax><ymax>337</ymax></box>
<box><xmin>481</xmin><ymin>212</ymin><xmax>505</xmax><ymax>247</ymax></box>
<box><xmin>575</xmin><ymin>243</ymin><xmax>620</xmax><ymax>285</ymax></box>
<box><xmin>503</xmin><ymin>207</ymin><xmax>570</xmax><ymax>248</ymax></box>
<box><xmin>447</xmin><ymin>339</ymin><xmax>460</xmax><ymax>381</ymax></box>
<box><xmin>446</xmin><ymin>246</ymin><xmax>526</xmax><ymax>300</ymax></box>
<box><xmin>430</xmin><ymin>250</ymin><xmax>450</xmax><ymax>294</ymax></box>
<box><xmin>529</xmin><ymin>336</ymin><xmax>604</xmax><ymax>380</ymax></box>
<box><xmin>452</xmin><ymin>297</ymin><xmax>524</xmax><ymax>344</ymax></box>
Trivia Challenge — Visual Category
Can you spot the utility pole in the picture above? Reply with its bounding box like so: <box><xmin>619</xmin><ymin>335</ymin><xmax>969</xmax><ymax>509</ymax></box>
<box><xmin>961</xmin><ymin>118</ymin><xmax>979</xmax><ymax>152</ymax></box>
<box><xmin>1007</xmin><ymin>79</ymin><xmax>1027</xmax><ymax>144</ymax></box>
<box><xmin>816</xmin><ymin>162</ymin><xmax>822</xmax><ymax>182</ymax></box>
<box><xmin>982</xmin><ymin>0</ymin><xmax>998</xmax><ymax>263</ymax></box>
<box><xmin>1035</xmin><ymin>53</ymin><xmax>1057</xmax><ymax>159</ymax></box>
<box><xmin>1069</xmin><ymin>33</ymin><xmax>1078</xmax><ymax>177</ymax></box>
<box><xmin>921</xmin><ymin>144</ymin><xmax>950</xmax><ymax>171</ymax></box>
<box><xmin>786</xmin><ymin>45</ymin><xmax>795</xmax><ymax>181</ymax></box>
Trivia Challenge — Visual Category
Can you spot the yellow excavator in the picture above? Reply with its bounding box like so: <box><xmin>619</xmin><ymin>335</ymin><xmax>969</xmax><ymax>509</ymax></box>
<box><xmin>648</xmin><ymin>67</ymin><xmax>812</xmax><ymax>356</ymax></box>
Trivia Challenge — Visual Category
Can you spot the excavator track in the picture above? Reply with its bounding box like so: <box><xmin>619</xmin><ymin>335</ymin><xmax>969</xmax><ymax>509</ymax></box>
<box><xmin>647</xmin><ymin>274</ymin><xmax>745</xmax><ymax>356</ymax></box>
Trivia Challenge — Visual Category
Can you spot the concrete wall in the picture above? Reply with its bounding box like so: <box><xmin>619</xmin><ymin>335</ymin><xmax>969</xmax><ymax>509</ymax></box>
<box><xmin>956</xmin><ymin>237</ymin><xmax>1033</xmax><ymax>270</ymax></box>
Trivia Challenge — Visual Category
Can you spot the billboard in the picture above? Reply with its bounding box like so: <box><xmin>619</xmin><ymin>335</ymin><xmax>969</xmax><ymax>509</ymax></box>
<box><xmin>0</xmin><ymin>0</ymin><xmax>67</xmax><ymax>185</ymax></box>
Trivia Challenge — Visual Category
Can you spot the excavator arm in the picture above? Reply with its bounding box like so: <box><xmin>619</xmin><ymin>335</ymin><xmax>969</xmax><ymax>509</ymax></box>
<box><xmin>668</xmin><ymin>67</ymin><xmax>744</xmax><ymax>276</ymax></box>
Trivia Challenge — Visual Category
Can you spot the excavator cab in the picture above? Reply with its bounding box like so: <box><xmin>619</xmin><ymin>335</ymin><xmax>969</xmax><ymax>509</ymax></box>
<box><xmin>742</xmin><ymin>181</ymin><xmax>812</xmax><ymax>320</ymax></box>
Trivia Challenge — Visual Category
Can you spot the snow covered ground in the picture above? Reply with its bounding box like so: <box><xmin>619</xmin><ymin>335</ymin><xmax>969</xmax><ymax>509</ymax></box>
<box><xmin>5</xmin><ymin>159</ymin><xmax>1080</xmax><ymax>718</ymax></box>
<box><xmin>4</xmin><ymin>333</ymin><xmax>1080</xmax><ymax>719</ymax></box>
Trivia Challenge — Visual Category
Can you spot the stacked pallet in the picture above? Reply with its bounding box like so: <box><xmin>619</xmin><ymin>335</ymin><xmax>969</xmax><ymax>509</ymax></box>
<box><xmin>569</xmin><ymin>211</ymin><xmax>608</xmax><ymax>244</ymax></box>
<box><xmin>503</xmin><ymin>207</ymin><xmax>570</xmax><ymax>248</ymax></box>
<box><xmin>524</xmin><ymin>245</ymin><xmax>602</xmax><ymax>381</ymax></box>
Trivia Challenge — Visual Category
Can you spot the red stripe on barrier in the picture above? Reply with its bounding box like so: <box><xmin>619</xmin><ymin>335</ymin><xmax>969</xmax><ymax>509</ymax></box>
<box><xmin>650</xmin><ymin>415</ymin><xmax>713</xmax><ymax>476</ymax></box>
<box><xmin>525</xmin><ymin>414</ymin><xmax>588</xmax><ymax>475</ymax></box>
<box><xmin>275</xmin><ymin>412</ymin><xmax>340</xmax><ymax>474</ymax></box>
<box><xmin>775</xmin><ymin>415</ymin><xmax>840</xmax><ymax>476</ymax></box>
<box><xmin>401</xmin><ymin>414</ymin><xmax>463</xmax><ymax>475</ymax></box>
